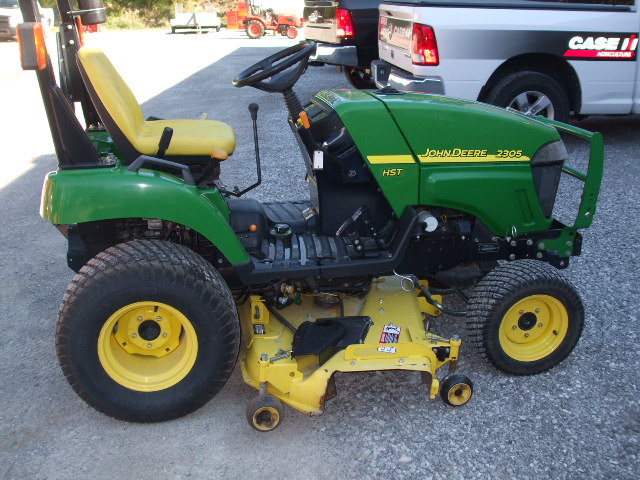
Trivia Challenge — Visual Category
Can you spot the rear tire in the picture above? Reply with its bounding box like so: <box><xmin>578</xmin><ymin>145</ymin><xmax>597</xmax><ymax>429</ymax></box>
<box><xmin>486</xmin><ymin>71</ymin><xmax>570</xmax><ymax>122</ymax></box>
<box><xmin>246</xmin><ymin>20</ymin><xmax>264</xmax><ymax>39</ymax></box>
<box><xmin>466</xmin><ymin>260</ymin><xmax>584</xmax><ymax>375</ymax></box>
<box><xmin>56</xmin><ymin>240</ymin><xmax>240</xmax><ymax>422</ymax></box>
<box><xmin>344</xmin><ymin>67</ymin><xmax>376</xmax><ymax>90</ymax></box>
<box><xmin>286</xmin><ymin>27</ymin><xmax>298</xmax><ymax>39</ymax></box>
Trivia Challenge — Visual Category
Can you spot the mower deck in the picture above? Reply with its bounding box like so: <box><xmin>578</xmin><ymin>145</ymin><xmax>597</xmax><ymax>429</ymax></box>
<box><xmin>239</xmin><ymin>276</ymin><xmax>463</xmax><ymax>419</ymax></box>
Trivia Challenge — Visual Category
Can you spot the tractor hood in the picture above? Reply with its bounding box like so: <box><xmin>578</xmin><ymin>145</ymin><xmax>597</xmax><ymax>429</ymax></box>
<box><xmin>317</xmin><ymin>89</ymin><xmax>562</xmax><ymax>164</ymax></box>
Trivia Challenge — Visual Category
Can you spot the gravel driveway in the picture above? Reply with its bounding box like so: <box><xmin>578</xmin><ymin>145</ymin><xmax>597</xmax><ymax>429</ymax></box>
<box><xmin>0</xmin><ymin>29</ymin><xmax>638</xmax><ymax>480</ymax></box>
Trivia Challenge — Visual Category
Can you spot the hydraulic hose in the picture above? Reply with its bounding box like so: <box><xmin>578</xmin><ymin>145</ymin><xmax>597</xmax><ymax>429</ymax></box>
<box><xmin>264</xmin><ymin>302</ymin><xmax>298</xmax><ymax>334</ymax></box>
<box><xmin>417</xmin><ymin>283</ymin><xmax>468</xmax><ymax>317</ymax></box>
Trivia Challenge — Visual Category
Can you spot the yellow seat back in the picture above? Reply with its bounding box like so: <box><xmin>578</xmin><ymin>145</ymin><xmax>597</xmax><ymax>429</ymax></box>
<box><xmin>78</xmin><ymin>48</ymin><xmax>145</xmax><ymax>146</ymax></box>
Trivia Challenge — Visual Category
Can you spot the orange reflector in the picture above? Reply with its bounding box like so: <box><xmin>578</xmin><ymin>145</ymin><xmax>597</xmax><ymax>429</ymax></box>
<box><xmin>76</xmin><ymin>17</ymin><xmax>85</xmax><ymax>47</ymax></box>
<box><xmin>249</xmin><ymin>224</ymin><xmax>258</xmax><ymax>232</ymax></box>
<box><xmin>299</xmin><ymin>111</ymin><xmax>310</xmax><ymax>129</ymax></box>
<box><xmin>17</xmin><ymin>22</ymin><xmax>47</xmax><ymax>71</ymax></box>
<box><xmin>211</xmin><ymin>148</ymin><xmax>229</xmax><ymax>160</ymax></box>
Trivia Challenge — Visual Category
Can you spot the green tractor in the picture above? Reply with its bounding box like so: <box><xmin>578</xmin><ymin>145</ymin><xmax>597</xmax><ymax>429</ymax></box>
<box><xmin>19</xmin><ymin>0</ymin><xmax>602</xmax><ymax>431</ymax></box>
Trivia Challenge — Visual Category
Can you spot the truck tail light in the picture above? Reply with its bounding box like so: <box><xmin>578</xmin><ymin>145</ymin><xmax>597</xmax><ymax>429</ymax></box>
<box><xmin>17</xmin><ymin>22</ymin><xmax>47</xmax><ymax>71</ymax></box>
<box><xmin>336</xmin><ymin>9</ymin><xmax>354</xmax><ymax>38</ymax></box>
<box><xmin>412</xmin><ymin>24</ymin><xmax>439</xmax><ymax>66</ymax></box>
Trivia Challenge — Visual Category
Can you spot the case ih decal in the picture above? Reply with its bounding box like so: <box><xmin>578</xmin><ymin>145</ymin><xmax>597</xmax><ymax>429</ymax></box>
<box><xmin>564</xmin><ymin>34</ymin><xmax>637</xmax><ymax>60</ymax></box>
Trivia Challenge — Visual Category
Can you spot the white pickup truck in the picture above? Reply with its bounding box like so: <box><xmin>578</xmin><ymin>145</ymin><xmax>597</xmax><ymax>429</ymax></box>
<box><xmin>372</xmin><ymin>0</ymin><xmax>640</xmax><ymax>121</ymax></box>
<box><xmin>0</xmin><ymin>0</ymin><xmax>53</xmax><ymax>40</ymax></box>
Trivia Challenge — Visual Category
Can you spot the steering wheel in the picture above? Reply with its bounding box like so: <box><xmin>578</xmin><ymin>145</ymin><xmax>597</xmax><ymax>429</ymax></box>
<box><xmin>233</xmin><ymin>42</ymin><xmax>317</xmax><ymax>93</ymax></box>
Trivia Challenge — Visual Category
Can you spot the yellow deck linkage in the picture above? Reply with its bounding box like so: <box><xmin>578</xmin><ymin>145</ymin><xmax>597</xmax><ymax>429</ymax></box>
<box><xmin>240</xmin><ymin>276</ymin><xmax>472</xmax><ymax>431</ymax></box>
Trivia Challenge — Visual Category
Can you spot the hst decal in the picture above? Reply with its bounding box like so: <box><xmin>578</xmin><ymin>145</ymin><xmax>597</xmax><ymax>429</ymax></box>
<box><xmin>564</xmin><ymin>34</ymin><xmax>637</xmax><ymax>60</ymax></box>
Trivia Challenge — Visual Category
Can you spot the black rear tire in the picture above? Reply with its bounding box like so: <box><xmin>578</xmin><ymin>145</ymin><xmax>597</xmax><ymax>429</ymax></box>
<box><xmin>466</xmin><ymin>260</ymin><xmax>584</xmax><ymax>375</ymax></box>
<box><xmin>486</xmin><ymin>71</ymin><xmax>570</xmax><ymax>122</ymax></box>
<box><xmin>56</xmin><ymin>240</ymin><xmax>240</xmax><ymax>422</ymax></box>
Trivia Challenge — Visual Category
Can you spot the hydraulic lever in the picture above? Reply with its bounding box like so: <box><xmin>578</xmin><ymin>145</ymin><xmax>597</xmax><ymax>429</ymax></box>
<box><xmin>225</xmin><ymin>103</ymin><xmax>263</xmax><ymax>197</ymax></box>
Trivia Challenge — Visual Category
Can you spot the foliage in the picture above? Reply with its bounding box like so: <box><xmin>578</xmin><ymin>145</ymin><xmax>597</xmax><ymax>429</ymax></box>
<box><xmin>39</xmin><ymin>1</ymin><xmax>242</xmax><ymax>29</ymax></box>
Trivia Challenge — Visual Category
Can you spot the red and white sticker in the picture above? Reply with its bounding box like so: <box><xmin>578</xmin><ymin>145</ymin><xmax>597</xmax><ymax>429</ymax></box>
<box><xmin>564</xmin><ymin>34</ymin><xmax>637</xmax><ymax>59</ymax></box>
<box><xmin>379</xmin><ymin>324</ymin><xmax>401</xmax><ymax>344</ymax></box>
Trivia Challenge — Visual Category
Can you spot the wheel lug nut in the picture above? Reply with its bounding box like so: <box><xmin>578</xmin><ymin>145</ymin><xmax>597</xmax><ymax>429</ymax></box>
<box><xmin>131</xmin><ymin>333</ymin><xmax>137</xmax><ymax>338</ymax></box>
<box><xmin>147</xmin><ymin>342</ymin><xmax>153</xmax><ymax>348</ymax></box>
<box><xmin>538</xmin><ymin>323</ymin><xmax>543</xmax><ymax>327</ymax></box>
<box><xmin>524</xmin><ymin>333</ymin><xmax>530</xmax><ymax>338</ymax></box>
<box><xmin>512</xmin><ymin>325</ymin><xmax>518</xmax><ymax>330</ymax></box>
<box><xmin>535</xmin><ymin>309</ymin><xmax>540</xmax><ymax>313</ymax></box>
<box><xmin>162</xmin><ymin>332</ymin><xmax>168</xmax><ymax>337</ymax></box>
<box><xmin>519</xmin><ymin>310</ymin><xmax>524</xmax><ymax>315</ymax></box>
<box><xmin>156</xmin><ymin>316</ymin><xmax>162</xmax><ymax>321</ymax></box>
<box><xmin>137</xmin><ymin>316</ymin><xmax>142</xmax><ymax>321</ymax></box>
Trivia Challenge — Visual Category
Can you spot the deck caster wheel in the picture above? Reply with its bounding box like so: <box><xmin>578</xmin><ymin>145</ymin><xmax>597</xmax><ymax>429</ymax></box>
<box><xmin>440</xmin><ymin>374</ymin><xmax>473</xmax><ymax>406</ymax></box>
<box><xmin>246</xmin><ymin>395</ymin><xmax>284</xmax><ymax>432</ymax></box>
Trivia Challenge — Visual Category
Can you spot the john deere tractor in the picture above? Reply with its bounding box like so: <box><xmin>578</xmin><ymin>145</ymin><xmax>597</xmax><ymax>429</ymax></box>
<box><xmin>18</xmin><ymin>0</ymin><xmax>602</xmax><ymax>431</ymax></box>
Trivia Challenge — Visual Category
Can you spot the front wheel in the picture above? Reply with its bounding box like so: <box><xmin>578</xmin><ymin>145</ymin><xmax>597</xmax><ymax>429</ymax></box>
<box><xmin>466</xmin><ymin>260</ymin><xmax>584</xmax><ymax>375</ymax></box>
<box><xmin>485</xmin><ymin>71</ymin><xmax>570</xmax><ymax>122</ymax></box>
<box><xmin>56</xmin><ymin>240</ymin><xmax>240</xmax><ymax>422</ymax></box>
<box><xmin>246</xmin><ymin>20</ymin><xmax>264</xmax><ymax>39</ymax></box>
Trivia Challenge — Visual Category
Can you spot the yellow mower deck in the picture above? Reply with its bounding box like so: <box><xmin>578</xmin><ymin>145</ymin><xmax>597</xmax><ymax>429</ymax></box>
<box><xmin>239</xmin><ymin>277</ymin><xmax>467</xmax><ymax>424</ymax></box>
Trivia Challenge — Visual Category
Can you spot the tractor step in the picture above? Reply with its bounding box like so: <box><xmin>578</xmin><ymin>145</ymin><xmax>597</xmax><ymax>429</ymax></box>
<box><xmin>235</xmin><ymin>207</ymin><xmax>417</xmax><ymax>283</ymax></box>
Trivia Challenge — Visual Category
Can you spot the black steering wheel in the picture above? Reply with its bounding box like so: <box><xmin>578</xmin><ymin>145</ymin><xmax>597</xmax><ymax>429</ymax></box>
<box><xmin>233</xmin><ymin>42</ymin><xmax>317</xmax><ymax>93</ymax></box>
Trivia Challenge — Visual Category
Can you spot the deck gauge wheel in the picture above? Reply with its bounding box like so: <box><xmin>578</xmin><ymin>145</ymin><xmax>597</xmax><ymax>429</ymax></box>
<box><xmin>440</xmin><ymin>374</ymin><xmax>474</xmax><ymax>406</ymax></box>
<box><xmin>246</xmin><ymin>395</ymin><xmax>285</xmax><ymax>431</ymax></box>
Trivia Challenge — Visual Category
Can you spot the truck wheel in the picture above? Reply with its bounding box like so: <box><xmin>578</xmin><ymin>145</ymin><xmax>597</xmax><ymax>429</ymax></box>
<box><xmin>486</xmin><ymin>71</ymin><xmax>570</xmax><ymax>122</ymax></box>
<box><xmin>286</xmin><ymin>27</ymin><xmax>298</xmax><ymax>39</ymax></box>
<box><xmin>466</xmin><ymin>260</ymin><xmax>583</xmax><ymax>375</ymax></box>
<box><xmin>56</xmin><ymin>240</ymin><xmax>240</xmax><ymax>422</ymax></box>
<box><xmin>345</xmin><ymin>67</ymin><xmax>376</xmax><ymax>90</ymax></box>
<box><xmin>246</xmin><ymin>20</ymin><xmax>264</xmax><ymax>39</ymax></box>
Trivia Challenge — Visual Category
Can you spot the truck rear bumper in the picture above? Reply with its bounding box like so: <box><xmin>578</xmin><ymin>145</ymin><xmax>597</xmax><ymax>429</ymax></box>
<box><xmin>372</xmin><ymin>60</ymin><xmax>444</xmax><ymax>95</ymax></box>
<box><xmin>310</xmin><ymin>44</ymin><xmax>358</xmax><ymax>67</ymax></box>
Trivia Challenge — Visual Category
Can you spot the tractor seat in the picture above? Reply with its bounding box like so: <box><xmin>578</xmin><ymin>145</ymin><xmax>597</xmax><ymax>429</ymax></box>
<box><xmin>77</xmin><ymin>47</ymin><xmax>236</xmax><ymax>164</ymax></box>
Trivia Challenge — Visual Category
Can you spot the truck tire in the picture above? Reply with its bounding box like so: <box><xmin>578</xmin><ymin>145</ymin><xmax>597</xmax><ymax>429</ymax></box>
<box><xmin>246</xmin><ymin>20</ymin><xmax>264</xmax><ymax>39</ymax></box>
<box><xmin>345</xmin><ymin>67</ymin><xmax>376</xmax><ymax>90</ymax></box>
<box><xmin>486</xmin><ymin>71</ymin><xmax>570</xmax><ymax>122</ymax></box>
<box><xmin>56</xmin><ymin>240</ymin><xmax>240</xmax><ymax>422</ymax></box>
<box><xmin>466</xmin><ymin>260</ymin><xmax>584</xmax><ymax>375</ymax></box>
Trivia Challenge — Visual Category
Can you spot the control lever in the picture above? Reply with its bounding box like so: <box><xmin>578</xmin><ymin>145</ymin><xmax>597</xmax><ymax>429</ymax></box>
<box><xmin>223</xmin><ymin>103</ymin><xmax>263</xmax><ymax>197</ymax></box>
<box><xmin>156</xmin><ymin>127</ymin><xmax>173</xmax><ymax>158</ymax></box>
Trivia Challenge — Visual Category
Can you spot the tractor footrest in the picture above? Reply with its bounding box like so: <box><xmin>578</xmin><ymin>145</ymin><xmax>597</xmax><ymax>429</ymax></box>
<box><xmin>292</xmin><ymin>316</ymin><xmax>372</xmax><ymax>366</ymax></box>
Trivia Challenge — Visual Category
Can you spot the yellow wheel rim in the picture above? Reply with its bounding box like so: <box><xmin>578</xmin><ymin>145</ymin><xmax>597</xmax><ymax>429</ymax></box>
<box><xmin>447</xmin><ymin>383</ymin><xmax>472</xmax><ymax>406</ymax></box>
<box><xmin>97</xmin><ymin>302</ymin><xmax>198</xmax><ymax>392</ymax></box>
<box><xmin>499</xmin><ymin>295</ymin><xmax>569</xmax><ymax>362</ymax></box>
<box><xmin>252</xmin><ymin>407</ymin><xmax>281</xmax><ymax>431</ymax></box>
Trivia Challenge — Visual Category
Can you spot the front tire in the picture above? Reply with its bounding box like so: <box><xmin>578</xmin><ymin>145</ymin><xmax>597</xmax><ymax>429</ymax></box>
<box><xmin>246</xmin><ymin>20</ymin><xmax>264</xmax><ymax>39</ymax></box>
<box><xmin>56</xmin><ymin>240</ymin><xmax>240</xmax><ymax>422</ymax></box>
<box><xmin>466</xmin><ymin>260</ymin><xmax>584</xmax><ymax>375</ymax></box>
<box><xmin>486</xmin><ymin>71</ymin><xmax>570</xmax><ymax>122</ymax></box>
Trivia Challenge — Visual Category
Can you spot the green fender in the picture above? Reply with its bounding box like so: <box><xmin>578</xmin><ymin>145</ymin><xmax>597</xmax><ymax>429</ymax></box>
<box><xmin>40</xmin><ymin>164</ymin><xmax>249</xmax><ymax>264</ymax></box>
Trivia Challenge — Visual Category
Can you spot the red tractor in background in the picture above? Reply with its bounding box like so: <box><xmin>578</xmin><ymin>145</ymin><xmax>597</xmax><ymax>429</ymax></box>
<box><xmin>241</xmin><ymin>0</ymin><xmax>301</xmax><ymax>39</ymax></box>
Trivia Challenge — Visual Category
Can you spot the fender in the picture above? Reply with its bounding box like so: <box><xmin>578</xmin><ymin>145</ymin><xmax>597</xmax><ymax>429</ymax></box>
<box><xmin>40</xmin><ymin>164</ymin><xmax>249</xmax><ymax>264</ymax></box>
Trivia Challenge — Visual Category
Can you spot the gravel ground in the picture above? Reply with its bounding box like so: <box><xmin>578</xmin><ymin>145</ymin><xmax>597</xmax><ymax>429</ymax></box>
<box><xmin>0</xmin><ymin>29</ymin><xmax>638</xmax><ymax>480</ymax></box>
